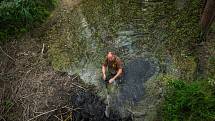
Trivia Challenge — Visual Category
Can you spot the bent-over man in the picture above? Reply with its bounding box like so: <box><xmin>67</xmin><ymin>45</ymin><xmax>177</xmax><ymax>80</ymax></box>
<box><xmin>102</xmin><ymin>52</ymin><xmax>123</xmax><ymax>84</ymax></box>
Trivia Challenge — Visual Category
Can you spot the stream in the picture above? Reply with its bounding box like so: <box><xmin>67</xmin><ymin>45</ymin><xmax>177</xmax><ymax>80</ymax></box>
<box><xmin>47</xmin><ymin>0</ymin><xmax>181</xmax><ymax>120</ymax></box>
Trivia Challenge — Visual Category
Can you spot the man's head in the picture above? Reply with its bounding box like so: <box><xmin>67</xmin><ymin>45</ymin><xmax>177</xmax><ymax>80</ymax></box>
<box><xmin>107</xmin><ymin>52</ymin><xmax>115</xmax><ymax>61</ymax></box>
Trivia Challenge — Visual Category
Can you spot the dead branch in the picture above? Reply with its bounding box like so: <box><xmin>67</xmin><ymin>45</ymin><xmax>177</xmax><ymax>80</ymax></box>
<box><xmin>21</xmin><ymin>92</ymin><xmax>44</xmax><ymax>99</ymax></box>
<box><xmin>64</xmin><ymin>112</ymin><xmax>72</xmax><ymax>121</ymax></box>
<box><xmin>64</xmin><ymin>106</ymin><xmax>82</xmax><ymax>111</ymax></box>
<box><xmin>64</xmin><ymin>75</ymin><xmax>78</xmax><ymax>86</ymax></box>
<box><xmin>27</xmin><ymin>106</ymin><xmax>67</xmax><ymax>121</ymax></box>
<box><xmin>41</xmin><ymin>43</ymin><xmax>45</xmax><ymax>55</ymax></box>
<box><xmin>0</xmin><ymin>115</ymin><xmax>6</xmax><ymax>121</ymax></box>
<box><xmin>54</xmin><ymin>115</ymin><xmax>63</xmax><ymax>121</ymax></box>
<box><xmin>0</xmin><ymin>46</ymin><xmax>15</xmax><ymax>62</ymax></box>
<box><xmin>71</xmin><ymin>83</ymin><xmax>87</xmax><ymax>91</ymax></box>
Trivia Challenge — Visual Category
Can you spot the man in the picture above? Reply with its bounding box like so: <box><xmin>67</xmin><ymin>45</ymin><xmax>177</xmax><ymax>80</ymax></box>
<box><xmin>102</xmin><ymin>52</ymin><xmax>123</xmax><ymax>84</ymax></box>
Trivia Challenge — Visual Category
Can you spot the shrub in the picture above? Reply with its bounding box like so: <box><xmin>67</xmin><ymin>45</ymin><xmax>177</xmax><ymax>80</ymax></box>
<box><xmin>0</xmin><ymin>0</ymin><xmax>58</xmax><ymax>44</ymax></box>
<box><xmin>162</xmin><ymin>80</ymin><xmax>215</xmax><ymax>121</ymax></box>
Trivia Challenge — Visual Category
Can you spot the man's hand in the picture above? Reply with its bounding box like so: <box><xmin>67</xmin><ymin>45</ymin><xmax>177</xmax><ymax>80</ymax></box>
<box><xmin>102</xmin><ymin>74</ymin><xmax>106</xmax><ymax>81</ymax></box>
<box><xmin>109</xmin><ymin>78</ymin><xmax>115</xmax><ymax>84</ymax></box>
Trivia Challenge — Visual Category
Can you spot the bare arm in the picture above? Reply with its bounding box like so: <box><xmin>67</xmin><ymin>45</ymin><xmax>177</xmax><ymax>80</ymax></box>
<box><xmin>111</xmin><ymin>68</ymin><xmax>122</xmax><ymax>80</ymax></box>
<box><xmin>102</xmin><ymin>65</ymin><xmax>107</xmax><ymax>80</ymax></box>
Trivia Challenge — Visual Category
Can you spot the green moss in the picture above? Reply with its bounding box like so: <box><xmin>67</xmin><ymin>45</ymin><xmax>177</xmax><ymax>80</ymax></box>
<box><xmin>49</xmin><ymin>50</ymin><xmax>71</xmax><ymax>71</ymax></box>
<box><xmin>157</xmin><ymin>74</ymin><xmax>178</xmax><ymax>85</ymax></box>
<box><xmin>142</xmin><ymin>0</ymin><xmax>201</xmax><ymax>80</ymax></box>
<box><xmin>173</xmin><ymin>55</ymin><xmax>197</xmax><ymax>80</ymax></box>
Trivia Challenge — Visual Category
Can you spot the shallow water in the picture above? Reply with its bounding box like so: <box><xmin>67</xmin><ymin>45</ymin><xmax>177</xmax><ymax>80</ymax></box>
<box><xmin>65</xmin><ymin>0</ymin><xmax>161</xmax><ymax>83</ymax></box>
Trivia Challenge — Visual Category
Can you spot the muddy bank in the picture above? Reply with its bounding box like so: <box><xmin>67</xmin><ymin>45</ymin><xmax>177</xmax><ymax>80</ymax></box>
<box><xmin>69</xmin><ymin>90</ymin><xmax>132</xmax><ymax>121</ymax></box>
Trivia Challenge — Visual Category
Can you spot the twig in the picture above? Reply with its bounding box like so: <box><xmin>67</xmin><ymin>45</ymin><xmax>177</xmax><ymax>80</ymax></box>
<box><xmin>39</xmin><ymin>43</ymin><xmax>45</xmax><ymax>60</ymax></box>
<box><xmin>0</xmin><ymin>115</ymin><xmax>6</xmax><ymax>121</ymax></box>
<box><xmin>0</xmin><ymin>46</ymin><xmax>15</xmax><ymax>62</ymax></box>
<box><xmin>64</xmin><ymin>112</ymin><xmax>72</xmax><ymax>121</ymax></box>
<box><xmin>64</xmin><ymin>75</ymin><xmax>78</xmax><ymax>86</ymax></box>
<box><xmin>64</xmin><ymin>106</ymin><xmax>82</xmax><ymax>111</ymax></box>
<box><xmin>21</xmin><ymin>92</ymin><xmax>44</xmax><ymax>99</ymax></box>
<box><xmin>70</xmin><ymin>111</ymin><xmax>73</xmax><ymax>121</ymax></box>
<box><xmin>60</xmin><ymin>109</ymin><xmax>63</xmax><ymax>121</ymax></box>
<box><xmin>0</xmin><ymin>84</ymin><xmax>5</xmax><ymax>102</ymax></box>
<box><xmin>27</xmin><ymin>106</ymin><xmax>67</xmax><ymax>121</ymax></box>
<box><xmin>0</xmin><ymin>61</ymin><xmax>2</xmax><ymax>68</ymax></box>
<box><xmin>71</xmin><ymin>83</ymin><xmax>86</xmax><ymax>91</ymax></box>
<box><xmin>54</xmin><ymin>115</ymin><xmax>63</xmax><ymax>121</ymax></box>
<box><xmin>41</xmin><ymin>43</ymin><xmax>45</xmax><ymax>55</ymax></box>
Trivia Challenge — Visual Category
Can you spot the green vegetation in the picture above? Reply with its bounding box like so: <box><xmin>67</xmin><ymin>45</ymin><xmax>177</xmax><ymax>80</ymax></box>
<box><xmin>0</xmin><ymin>0</ymin><xmax>58</xmax><ymax>44</ymax></box>
<box><xmin>143</xmin><ymin>0</ymin><xmax>201</xmax><ymax>54</ymax></box>
<box><xmin>138</xmin><ymin>0</ymin><xmax>202</xmax><ymax>80</ymax></box>
<box><xmin>163</xmin><ymin>0</ymin><xmax>201</xmax><ymax>80</ymax></box>
<box><xmin>162</xmin><ymin>79</ymin><xmax>215</xmax><ymax>121</ymax></box>
<box><xmin>158</xmin><ymin>1</ymin><xmax>215</xmax><ymax>120</ymax></box>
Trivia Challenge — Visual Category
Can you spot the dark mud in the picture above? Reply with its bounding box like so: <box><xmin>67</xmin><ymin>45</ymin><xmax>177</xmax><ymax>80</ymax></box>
<box><xmin>70</xmin><ymin>90</ymin><xmax>133</xmax><ymax>121</ymax></box>
<box><xmin>119</xmin><ymin>57</ymin><xmax>157</xmax><ymax>103</ymax></box>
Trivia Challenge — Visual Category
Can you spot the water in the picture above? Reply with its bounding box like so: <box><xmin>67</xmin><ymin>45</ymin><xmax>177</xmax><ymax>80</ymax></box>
<box><xmin>65</xmin><ymin>0</ymin><xmax>156</xmax><ymax>82</ymax></box>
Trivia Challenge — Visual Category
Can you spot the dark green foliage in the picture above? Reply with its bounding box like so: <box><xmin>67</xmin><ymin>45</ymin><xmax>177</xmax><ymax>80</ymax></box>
<box><xmin>0</xmin><ymin>0</ymin><xmax>58</xmax><ymax>44</ymax></box>
<box><xmin>162</xmin><ymin>80</ymin><xmax>215</xmax><ymax>121</ymax></box>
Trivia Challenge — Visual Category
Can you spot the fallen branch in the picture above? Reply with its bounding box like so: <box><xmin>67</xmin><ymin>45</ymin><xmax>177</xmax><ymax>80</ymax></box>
<box><xmin>41</xmin><ymin>43</ymin><xmax>45</xmax><ymax>55</ymax></box>
<box><xmin>21</xmin><ymin>92</ymin><xmax>44</xmax><ymax>99</ymax></box>
<box><xmin>71</xmin><ymin>83</ymin><xmax>87</xmax><ymax>91</ymax></box>
<box><xmin>0</xmin><ymin>115</ymin><xmax>6</xmax><ymax>121</ymax></box>
<box><xmin>64</xmin><ymin>112</ymin><xmax>72</xmax><ymax>121</ymax></box>
<box><xmin>64</xmin><ymin>75</ymin><xmax>78</xmax><ymax>86</ymax></box>
<box><xmin>53</xmin><ymin>115</ymin><xmax>62</xmax><ymax>121</ymax></box>
<box><xmin>27</xmin><ymin>106</ymin><xmax>67</xmax><ymax>121</ymax></box>
<box><xmin>0</xmin><ymin>46</ymin><xmax>15</xmax><ymax>62</ymax></box>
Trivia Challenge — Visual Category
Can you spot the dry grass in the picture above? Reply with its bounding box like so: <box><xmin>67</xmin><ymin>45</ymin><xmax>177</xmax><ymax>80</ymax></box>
<box><xmin>0</xmin><ymin>0</ymin><xmax>85</xmax><ymax>121</ymax></box>
<box><xmin>0</xmin><ymin>36</ymin><xmax>86</xmax><ymax>120</ymax></box>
